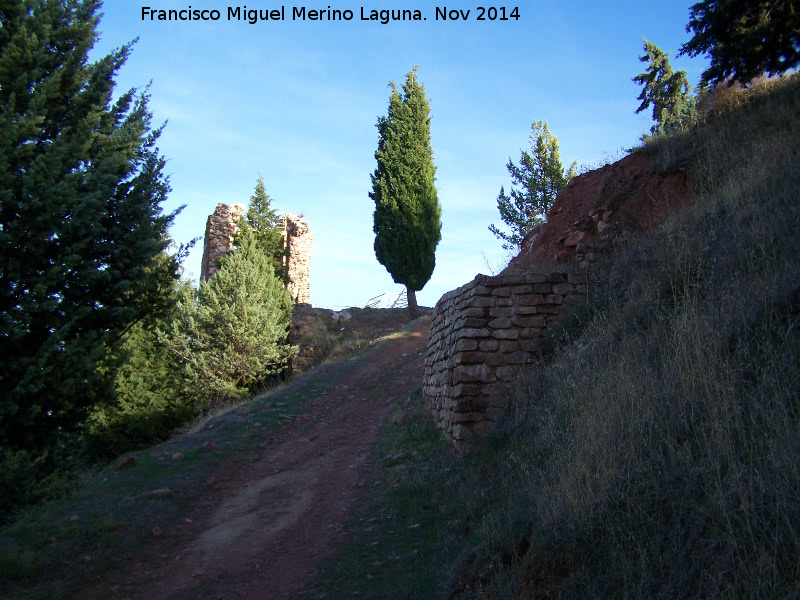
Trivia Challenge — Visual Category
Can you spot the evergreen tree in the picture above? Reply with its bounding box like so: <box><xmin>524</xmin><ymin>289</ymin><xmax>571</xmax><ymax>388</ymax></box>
<box><xmin>88</xmin><ymin>276</ymin><xmax>197</xmax><ymax>455</ymax></box>
<box><xmin>489</xmin><ymin>121</ymin><xmax>576</xmax><ymax>251</ymax></box>
<box><xmin>680</xmin><ymin>0</ymin><xmax>800</xmax><ymax>86</ymax></box>
<box><xmin>163</xmin><ymin>229</ymin><xmax>295</xmax><ymax>406</ymax></box>
<box><xmin>234</xmin><ymin>176</ymin><xmax>289</xmax><ymax>284</ymax></box>
<box><xmin>0</xmin><ymin>0</ymin><xmax>182</xmax><ymax>450</ymax></box>
<box><xmin>370</xmin><ymin>67</ymin><xmax>441</xmax><ymax>318</ymax></box>
<box><xmin>633</xmin><ymin>39</ymin><xmax>696</xmax><ymax>137</ymax></box>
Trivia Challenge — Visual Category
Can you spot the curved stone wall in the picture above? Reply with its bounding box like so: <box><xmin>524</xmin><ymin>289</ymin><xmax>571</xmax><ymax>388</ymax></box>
<box><xmin>423</xmin><ymin>271</ymin><xmax>586</xmax><ymax>455</ymax></box>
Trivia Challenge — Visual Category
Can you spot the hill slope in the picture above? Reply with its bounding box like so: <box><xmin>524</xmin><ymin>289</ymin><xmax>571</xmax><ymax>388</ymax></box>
<box><xmin>447</xmin><ymin>74</ymin><xmax>800</xmax><ymax>598</ymax></box>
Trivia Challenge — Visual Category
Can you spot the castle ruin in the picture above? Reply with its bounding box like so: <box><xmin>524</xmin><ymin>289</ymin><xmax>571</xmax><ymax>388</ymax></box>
<box><xmin>200</xmin><ymin>203</ymin><xmax>312</xmax><ymax>304</ymax></box>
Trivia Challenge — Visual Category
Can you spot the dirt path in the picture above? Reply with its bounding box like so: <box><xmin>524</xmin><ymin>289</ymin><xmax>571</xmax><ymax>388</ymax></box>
<box><xmin>87</xmin><ymin>318</ymin><xmax>430</xmax><ymax>600</ymax></box>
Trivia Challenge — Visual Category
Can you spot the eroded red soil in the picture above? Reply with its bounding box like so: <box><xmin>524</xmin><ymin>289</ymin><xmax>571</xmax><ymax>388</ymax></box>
<box><xmin>86</xmin><ymin>319</ymin><xmax>430</xmax><ymax>600</ymax></box>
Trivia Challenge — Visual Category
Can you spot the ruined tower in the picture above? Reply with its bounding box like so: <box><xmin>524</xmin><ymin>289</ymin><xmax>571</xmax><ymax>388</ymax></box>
<box><xmin>200</xmin><ymin>204</ymin><xmax>312</xmax><ymax>304</ymax></box>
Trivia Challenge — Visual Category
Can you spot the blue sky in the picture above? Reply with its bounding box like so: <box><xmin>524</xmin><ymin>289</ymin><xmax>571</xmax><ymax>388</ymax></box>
<box><xmin>92</xmin><ymin>1</ymin><xmax>708</xmax><ymax>308</ymax></box>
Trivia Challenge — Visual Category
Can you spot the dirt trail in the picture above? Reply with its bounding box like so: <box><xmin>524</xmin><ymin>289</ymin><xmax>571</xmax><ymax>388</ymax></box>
<box><xmin>89</xmin><ymin>318</ymin><xmax>430</xmax><ymax>600</ymax></box>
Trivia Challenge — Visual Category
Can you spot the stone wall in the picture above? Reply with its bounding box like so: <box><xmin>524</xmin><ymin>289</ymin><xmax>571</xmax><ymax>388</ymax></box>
<box><xmin>199</xmin><ymin>206</ymin><xmax>312</xmax><ymax>305</ymax></box>
<box><xmin>200</xmin><ymin>203</ymin><xmax>246</xmax><ymax>281</ymax></box>
<box><xmin>283</xmin><ymin>214</ymin><xmax>312</xmax><ymax>305</ymax></box>
<box><xmin>423</xmin><ymin>271</ymin><xmax>586</xmax><ymax>455</ymax></box>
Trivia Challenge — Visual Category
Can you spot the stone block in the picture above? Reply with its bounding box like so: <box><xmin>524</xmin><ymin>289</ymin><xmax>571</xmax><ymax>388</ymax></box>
<box><xmin>455</xmin><ymin>351</ymin><xmax>486</xmax><ymax>364</ymax></box>
<box><xmin>515</xmin><ymin>294</ymin><xmax>545</xmax><ymax>306</ymax></box>
<box><xmin>455</xmin><ymin>327</ymin><xmax>491</xmax><ymax>340</ymax></box>
<box><xmin>524</xmin><ymin>273</ymin><xmax>548</xmax><ymax>283</ymax></box>
<box><xmin>453</xmin><ymin>364</ymin><xmax>495</xmax><ymax>384</ymax></box>
<box><xmin>489</xmin><ymin>307</ymin><xmax>514</xmax><ymax>318</ymax></box>
<box><xmin>491</xmin><ymin>287</ymin><xmax>512</xmax><ymax>297</ymax></box>
<box><xmin>544</xmin><ymin>294</ymin><xmax>564</xmax><ymax>304</ymax></box>
<box><xmin>463</xmin><ymin>307</ymin><xmax>486</xmax><ymax>318</ymax></box>
<box><xmin>479</xmin><ymin>340</ymin><xmax>499</xmax><ymax>352</ymax></box>
<box><xmin>455</xmin><ymin>338</ymin><xmax>478</xmax><ymax>352</ymax></box>
<box><xmin>498</xmin><ymin>341</ymin><xmax>521</xmax><ymax>353</ymax></box>
<box><xmin>547</xmin><ymin>272</ymin><xmax>567</xmax><ymax>283</ymax></box>
<box><xmin>491</xmin><ymin>329</ymin><xmax>519</xmax><ymax>340</ymax></box>
<box><xmin>497</xmin><ymin>298</ymin><xmax>513</xmax><ymax>306</ymax></box>
<box><xmin>510</xmin><ymin>285</ymin><xmax>534</xmax><ymax>294</ymax></box>
<box><xmin>452</xmin><ymin>383</ymin><xmax>483</xmax><ymax>397</ymax></box>
<box><xmin>511</xmin><ymin>315</ymin><xmax>546</xmax><ymax>328</ymax></box>
<box><xmin>513</xmin><ymin>305</ymin><xmax>538</xmax><ymax>315</ymax></box>
<box><xmin>485</xmin><ymin>353</ymin><xmax>508</xmax><ymax>367</ymax></box>
<box><xmin>532</xmin><ymin>283</ymin><xmax>553</xmax><ymax>294</ymax></box>
<box><xmin>463</xmin><ymin>317</ymin><xmax>488</xmax><ymax>328</ymax></box>
<box><xmin>473</xmin><ymin>285</ymin><xmax>493</xmax><ymax>296</ymax></box>
<box><xmin>488</xmin><ymin>317</ymin><xmax>512</xmax><ymax>329</ymax></box>
<box><xmin>471</xmin><ymin>296</ymin><xmax>496</xmax><ymax>308</ymax></box>
<box><xmin>552</xmin><ymin>283</ymin><xmax>575</xmax><ymax>295</ymax></box>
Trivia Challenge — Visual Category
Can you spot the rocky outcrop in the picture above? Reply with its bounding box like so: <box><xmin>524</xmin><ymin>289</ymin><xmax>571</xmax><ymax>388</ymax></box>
<box><xmin>423</xmin><ymin>271</ymin><xmax>586</xmax><ymax>455</ymax></box>
<box><xmin>506</xmin><ymin>150</ymin><xmax>694</xmax><ymax>272</ymax></box>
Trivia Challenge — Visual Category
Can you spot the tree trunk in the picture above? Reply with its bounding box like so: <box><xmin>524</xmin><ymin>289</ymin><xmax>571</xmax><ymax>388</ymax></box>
<box><xmin>406</xmin><ymin>287</ymin><xmax>420</xmax><ymax>319</ymax></box>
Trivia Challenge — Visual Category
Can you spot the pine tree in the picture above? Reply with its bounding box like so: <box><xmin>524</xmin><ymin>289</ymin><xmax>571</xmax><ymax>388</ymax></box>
<box><xmin>679</xmin><ymin>0</ymin><xmax>800</xmax><ymax>86</ymax></box>
<box><xmin>234</xmin><ymin>176</ymin><xmax>289</xmax><ymax>284</ymax></box>
<box><xmin>0</xmin><ymin>0</ymin><xmax>182</xmax><ymax>450</ymax></box>
<box><xmin>163</xmin><ymin>229</ymin><xmax>295</xmax><ymax>406</ymax></box>
<box><xmin>370</xmin><ymin>67</ymin><xmax>441</xmax><ymax>318</ymax></box>
<box><xmin>489</xmin><ymin>121</ymin><xmax>576</xmax><ymax>251</ymax></box>
<box><xmin>633</xmin><ymin>39</ymin><xmax>696</xmax><ymax>137</ymax></box>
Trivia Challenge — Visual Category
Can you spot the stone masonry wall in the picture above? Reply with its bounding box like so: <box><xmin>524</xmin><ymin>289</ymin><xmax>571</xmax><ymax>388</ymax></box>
<box><xmin>199</xmin><ymin>207</ymin><xmax>312</xmax><ymax>305</ymax></box>
<box><xmin>423</xmin><ymin>271</ymin><xmax>587</xmax><ymax>455</ymax></box>
<box><xmin>283</xmin><ymin>214</ymin><xmax>312</xmax><ymax>305</ymax></box>
<box><xmin>200</xmin><ymin>203</ymin><xmax>246</xmax><ymax>281</ymax></box>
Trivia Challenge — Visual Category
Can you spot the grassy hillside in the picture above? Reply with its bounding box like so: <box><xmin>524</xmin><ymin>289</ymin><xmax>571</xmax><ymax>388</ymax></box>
<box><xmin>305</xmin><ymin>75</ymin><xmax>800</xmax><ymax>599</ymax></box>
<box><xmin>447</xmin><ymin>75</ymin><xmax>800</xmax><ymax>598</ymax></box>
<box><xmin>2</xmin><ymin>75</ymin><xmax>797</xmax><ymax>600</ymax></box>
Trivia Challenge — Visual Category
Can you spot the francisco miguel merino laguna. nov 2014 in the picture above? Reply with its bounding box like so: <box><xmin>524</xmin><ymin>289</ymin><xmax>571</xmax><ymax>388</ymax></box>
<box><xmin>142</xmin><ymin>6</ymin><xmax>444</xmax><ymax>24</ymax></box>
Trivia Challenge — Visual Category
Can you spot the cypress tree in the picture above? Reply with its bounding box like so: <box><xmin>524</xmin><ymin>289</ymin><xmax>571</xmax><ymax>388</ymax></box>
<box><xmin>489</xmin><ymin>121</ymin><xmax>576</xmax><ymax>251</ymax></box>
<box><xmin>0</xmin><ymin>0</ymin><xmax>182</xmax><ymax>450</ymax></box>
<box><xmin>370</xmin><ymin>67</ymin><xmax>441</xmax><ymax>318</ymax></box>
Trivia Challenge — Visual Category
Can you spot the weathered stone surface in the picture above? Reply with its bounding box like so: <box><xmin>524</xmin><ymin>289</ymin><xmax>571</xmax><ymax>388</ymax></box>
<box><xmin>422</xmin><ymin>267</ymin><xmax>583</xmax><ymax>455</ymax></box>
<box><xmin>200</xmin><ymin>206</ymin><xmax>312</xmax><ymax>305</ymax></box>
<box><xmin>455</xmin><ymin>338</ymin><xmax>478</xmax><ymax>352</ymax></box>
<box><xmin>488</xmin><ymin>317</ymin><xmax>512</xmax><ymax>329</ymax></box>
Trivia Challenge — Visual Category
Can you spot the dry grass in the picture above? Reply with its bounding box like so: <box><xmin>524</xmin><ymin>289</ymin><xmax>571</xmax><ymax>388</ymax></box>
<box><xmin>450</xmin><ymin>74</ymin><xmax>800</xmax><ymax>598</ymax></box>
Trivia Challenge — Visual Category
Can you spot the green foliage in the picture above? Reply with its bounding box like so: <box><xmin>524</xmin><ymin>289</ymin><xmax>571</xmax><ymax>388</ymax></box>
<box><xmin>489</xmin><ymin>121</ymin><xmax>576</xmax><ymax>250</ymax></box>
<box><xmin>370</xmin><ymin>66</ymin><xmax>441</xmax><ymax>316</ymax></box>
<box><xmin>680</xmin><ymin>0</ymin><xmax>800</xmax><ymax>86</ymax></box>
<box><xmin>163</xmin><ymin>229</ymin><xmax>295</xmax><ymax>407</ymax></box>
<box><xmin>0</xmin><ymin>446</ymin><xmax>69</xmax><ymax>523</ymax></box>
<box><xmin>87</xmin><ymin>282</ymin><xmax>198</xmax><ymax>455</ymax></box>
<box><xmin>234</xmin><ymin>176</ymin><xmax>288</xmax><ymax>284</ymax></box>
<box><xmin>0</xmin><ymin>0</ymin><xmax>183</xmax><ymax>451</ymax></box>
<box><xmin>633</xmin><ymin>39</ymin><xmax>697</xmax><ymax>137</ymax></box>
